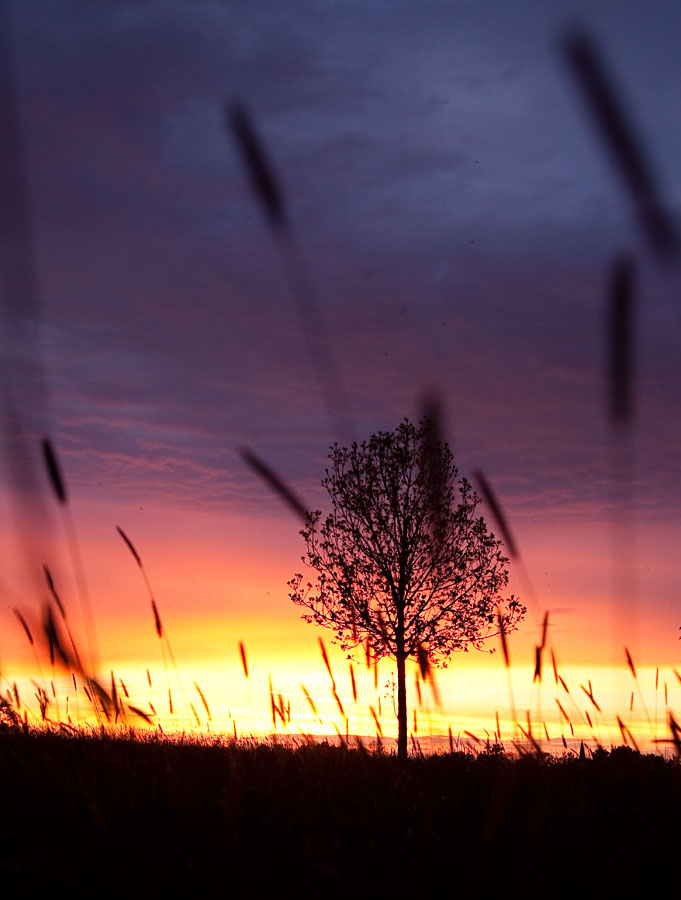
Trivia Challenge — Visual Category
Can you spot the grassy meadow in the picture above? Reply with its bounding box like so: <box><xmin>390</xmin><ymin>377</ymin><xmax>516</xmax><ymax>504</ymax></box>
<box><xmin>1</xmin><ymin>723</ymin><xmax>680</xmax><ymax>893</ymax></box>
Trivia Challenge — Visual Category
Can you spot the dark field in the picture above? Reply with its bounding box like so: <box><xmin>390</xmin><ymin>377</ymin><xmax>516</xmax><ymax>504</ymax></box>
<box><xmin>0</xmin><ymin>725</ymin><xmax>676</xmax><ymax>895</ymax></box>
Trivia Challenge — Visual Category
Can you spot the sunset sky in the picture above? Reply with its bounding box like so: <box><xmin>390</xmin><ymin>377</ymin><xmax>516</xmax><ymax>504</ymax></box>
<box><xmin>1</xmin><ymin>1</ymin><xmax>681</xmax><ymax>748</ymax></box>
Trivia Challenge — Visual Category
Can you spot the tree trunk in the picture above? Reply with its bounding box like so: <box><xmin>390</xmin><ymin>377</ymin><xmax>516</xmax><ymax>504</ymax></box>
<box><xmin>396</xmin><ymin>648</ymin><xmax>407</xmax><ymax>759</ymax></box>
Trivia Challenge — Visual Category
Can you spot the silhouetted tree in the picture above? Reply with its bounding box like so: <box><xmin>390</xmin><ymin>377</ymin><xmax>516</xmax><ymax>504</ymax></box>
<box><xmin>288</xmin><ymin>418</ymin><xmax>524</xmax><ymax>758</ymax></box>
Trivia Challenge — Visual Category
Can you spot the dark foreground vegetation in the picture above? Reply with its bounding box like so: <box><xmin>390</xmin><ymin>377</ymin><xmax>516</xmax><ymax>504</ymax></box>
<box><xmin>0</xmin><ymin>726</ymin><xmax>677</xmax><ymax>895</ymax></box>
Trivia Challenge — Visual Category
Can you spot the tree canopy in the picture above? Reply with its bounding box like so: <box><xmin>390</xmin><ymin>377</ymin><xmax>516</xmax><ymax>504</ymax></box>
<box><xmin>288</xmin><ymin>418</ymin><xmax>525</xmax><ymax>757</ymax></box>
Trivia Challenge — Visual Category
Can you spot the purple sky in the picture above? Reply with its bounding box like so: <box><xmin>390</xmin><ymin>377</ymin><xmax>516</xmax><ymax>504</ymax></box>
<box><xmin>2</xmin><ymin>1</ymin><xmax>681</xmax><ymax>664</ymax></box>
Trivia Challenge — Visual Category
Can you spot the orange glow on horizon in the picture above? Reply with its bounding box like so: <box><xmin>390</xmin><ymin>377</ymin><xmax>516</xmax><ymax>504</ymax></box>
<box><xmin>5</xmin><ymin>624</ymin><xmax>681</xmax><ymax>756</ymax></box>
<box><xmin>2</xmin><ymin>499</ymin><xmax>680</xmax><ymax>756</ymax></box>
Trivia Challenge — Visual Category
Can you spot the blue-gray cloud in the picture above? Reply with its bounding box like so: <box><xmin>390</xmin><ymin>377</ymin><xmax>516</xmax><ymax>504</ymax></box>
<box><xmin>3</xmin><ymin>0</ymin><xmax>680</xmax><ymax>531</ymax></box>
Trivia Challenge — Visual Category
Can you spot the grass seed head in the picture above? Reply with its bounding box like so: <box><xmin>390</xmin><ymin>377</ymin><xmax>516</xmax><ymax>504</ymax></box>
<box><xmin>239</xmin><ymin>642</ymin><xmax>249</xmax><ymax>679</ymax></box>
<box><xmin>151</xmin><ymin>600</ymin><xmax>163</xmax><ymax>639</ymax></box>
<box><xmin>473</xmin><ymin>469</ymin><xmax>518</xmax><ymax>558</ymax></box>
<box><xmin>13</xmin><ymin>607</ymin><xmax>33</xmax><ymax>645</ymax></box>
<box><xmin>301</xmin><ymin>683</ymin><xmax>318</xmax><ymax>719</ymax></box>
<box><xmin>42</xmin><ymin>437</ymin><xmax>67</xmax><ymax>504</ymax></box>
<box><xmin>116</xmin><ymin>526</ymin><xmax>142</xmax><ymax>567</ymax></box>
<box><xmin>239</xmin><ymin>447</ymin><xmax>309</xmax><ymax>523</ymax></box>
<box><xmin>228</xmin><ymin>102</ymin><xmax>288</xmax><ymax>232</ymax></box>
<box><xmin>624</xmin><ymin>646</ymin><xmax>637</xmax><ymax>679</ymax></box>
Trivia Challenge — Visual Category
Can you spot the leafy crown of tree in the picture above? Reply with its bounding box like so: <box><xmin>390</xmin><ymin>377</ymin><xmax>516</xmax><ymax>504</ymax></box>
<box><xmin>288</xmin><ymin>417</ymin><xmax>524</xmax><ymax>667</ymax></box>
